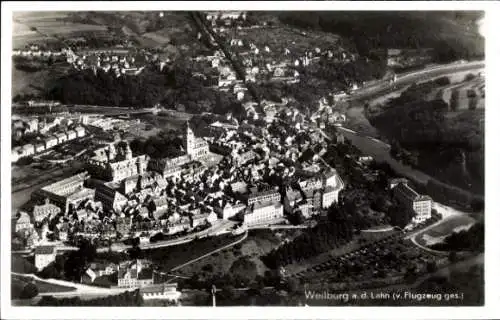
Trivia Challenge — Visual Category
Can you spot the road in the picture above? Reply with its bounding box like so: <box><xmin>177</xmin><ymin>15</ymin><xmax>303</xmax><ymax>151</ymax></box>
<box><xmin>348</xmin><ymin>60</ymin><xmax>484</xmax><ymax>102</ymax></box>
<box><xmin>405</xmin><ymin>202</ymin><xmax>473</xmax><ymax>254</ymax></box>
<box><xmin>12</xmin><ymin>272</ymin><xmax>132</xmax><ymax>298</ymax></box>
<box><xmin>14</xmin><ymin>220</ymin><xmax>236</xmax><ymax>255</ymax></box>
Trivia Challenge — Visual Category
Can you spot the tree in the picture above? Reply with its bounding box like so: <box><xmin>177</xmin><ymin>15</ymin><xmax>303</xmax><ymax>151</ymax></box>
<box><xmin>284</xmin><ymin>277</ymin><xmax>300</xmax><ymax>293</ymax></box>
<box><xmin>426</xmin><ymin>260</ymin><xmax>438</xmax><ymax>273</ymax></box>
<box><xmin>448</xmin><ymin>251</ymin><xmax>458</xmax><ymax>263</ymax></box>
<box><xmin>64</xmin><ymin>239</ymin><xmax>97</xmax><ymax>282</ymax></box>
<box><xmin>229</xmin><ymin>256</ymin><xmax>258</xmax><ymax>286</ymax></box>
<box><xmin>20</xmin><ymin>283</ymin><xmax>39</xmax><ymax>299</ymax></box>
<box><xmin>470</xmin><ymin>198</ymin><xmax>484</xmax><ymax>212</ymax></box>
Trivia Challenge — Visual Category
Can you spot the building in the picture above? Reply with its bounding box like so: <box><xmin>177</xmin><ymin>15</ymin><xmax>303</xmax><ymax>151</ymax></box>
<box><xmin>243</xmin><ymin>201</ymin><xmax>283</xmax><ymax>226</ymax></box>
<box><xmin>94</xmin><ymin>183</ymin><xmax>128</xmax><ymax>213</ymax></box>
<box><xmin>31</xmin><ymin>172</ymin><xmax>94</xmax><ymax>213</ymax></box>
<box><xmin>148</xmin><ymin>155</ymin><xmax>190</xmax><ymax>179</ymax></box>
<box><xmin>66</xmin><ymin>130</ymin><xmax>77</xmax><ymax>140</ymax></box>
<box><xmin>35</xmin><ymin>143</ymin><xmax>45</xmax><ymax>153</ymax></box>
<box><xmin>299</xmin><ymin>177</ymin><xmax>323</xmax><ymax>193</ymax></box>
<box><xmin>121</xmin><ymin>175</ymin><xmax>139</xmax><ymax>195</ymax></box>
<box><xmin>86</xmin><ymin>262</ymin><xmax>118</xmax><ymax>278</ymax></box>
<box><xmin>86</xmin><ymin>141</ymin><xmax>149</xmax><ymax>182</ymax></box>
<box><xmin>140</xmin><ymin>283</ymin><xmax>181</xmax><ymax>302</ymax></box>
<box><xmin>214</xmin><ymin>201</ymin><xmax>246</xmax><ymax>220</ymax></box>
<box><xmin>322</xmin><ymin>186</ymin><xmax>340</xmax><ymax>209</ymax></box>
<box><xmin>33</xmin><ymin>200</ymin><xmax>61</xmax><ymax>223</ymax></box>
<box><xmin>191</xmin><ymin>212</ymin><xmax>217</xmax><ymax>228</ymax></box>
<box><xmin>391</xmin><ymin>180</ymin><xmax>432</xmax><ymax>223</ymax></box>
<box><xmin>389</xmin><ymin>178</ymin><xmax>409</xmax><ymax>190</ymax></box>
<box><xmin>14</xmin><ymin>211</ymin><xmax>32</xmax><ymax>233</ymax></box>
<box><xmin>55</xmin><ymin>132</ymin><xmax>68</xmax><ymax>144</ymax></box>
<box><xmin>22</xmin><ymin>144</ymin><xmax>35</xmax><ymax>157</ymax></box>
<box><xmin>247</xmin><ymin>188</ymin><xmax>281</xmax><ymax>205</ymax></box>
<box><xmin>34</xmin><ymin>245</ymin><xmax>56</xmax><ymax>271</ymax></box>
<box><xmin>75</xmin><ymin>126</ymin><xmax>86</xmax><ymax>137</ymax></box>
<box><xmin>117</xmin><ymin>260</ymin><xmax>154</xmax><ymax>288</ymax></box>
<box><xmin>283</xmin><ymin>187</ymin><xmax>302</xmax><ymax>214</ymax></box>
<box><xmin>44</xmin><ymin>136</ymin><xmax>58</xmax><ymax>149</ymax></box>
<box><xmin>185</xmin><ymin>121</ymin><xmax>209</xmax><ymax>160</ymax></box>
<box><xmin>304</xmin><ymin>190</ymin><xmax>322</xmax><ymax>213</ymax></box>
<box><xmin>149</xmin><ymin>196</ymin><xmax>169</xmax><ymax>219</ymax></box>
<box><xmin>234</xmin><ymin>150</ymin><xmax>256</xmax><ymax>166</ymax></box>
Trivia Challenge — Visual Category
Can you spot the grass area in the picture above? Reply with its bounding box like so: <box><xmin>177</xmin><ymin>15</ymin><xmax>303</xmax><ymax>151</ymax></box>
<box><xmin>176</xmin><ymin>229</ymin><xmax>299</xmax><ymax>278</ymax></box>
<box><xmin>426</xmin><ymin>215</ymin><xmax>476</xmax><ymax>237</ymax></box>
<box><xmin>414</xmin><ymin>215</ymin><xmax>476</xmax><ymax>248</ymax></box>
<box><xmin>98</xmin><ymin>233</ymin><xmax>247</xmax><ymax>273</ymax></box>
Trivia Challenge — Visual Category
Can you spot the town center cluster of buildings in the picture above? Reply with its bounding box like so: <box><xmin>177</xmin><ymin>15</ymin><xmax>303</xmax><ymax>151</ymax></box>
<box><xmin>15</xmin><ymin>115</ymin><xmax>347</xmax><ymax>257</ymax></box>
<box><xmin>11</xmin><ymin>115</ymin><xmax>86</xmax><ymax>162</ymax></box>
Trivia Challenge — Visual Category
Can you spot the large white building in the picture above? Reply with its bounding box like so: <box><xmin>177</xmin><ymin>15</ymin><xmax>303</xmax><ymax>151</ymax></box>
<box><xmin>390</xmin><ymin>179</ymin><xmax>432</xmax><ymax>223</ymax></box>
<box><xmin>243</xmin><ymin>201</ymin><xmax>283</xmax><ymax>226</ymax></box>
<box><xmin>32</xmin><ymin>172</ymin><xmax>94</xmax><ymax>214</ymax></box>
<box><xmin>140</xmin><ymin>283</ymin><xmax>181</xmax><ymax>302</ymax></box>
<box><xmin>34</xmin><ymin>246</ymin><xmax>56</xmax><ymax>271</ymax></box>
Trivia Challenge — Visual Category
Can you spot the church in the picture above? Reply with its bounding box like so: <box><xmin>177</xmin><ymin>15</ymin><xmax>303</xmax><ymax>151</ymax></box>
<box><xmin>184</xmin><ymin>121</ymin><xmax>209</xmax><ymax>160</ymax></box>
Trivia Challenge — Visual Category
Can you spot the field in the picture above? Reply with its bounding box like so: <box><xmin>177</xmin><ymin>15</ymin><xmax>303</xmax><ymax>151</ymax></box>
<box><xmin>414</xmin><ymin>215</ymin><xmax>476</xmax><ymax>247</ymax></box>
<box><xmin>93</xmin><ymin>233</ymin><xmax>247</xmax><ymax>274</ymax></box>
<box><xmin>13</xmin><ymin>12</ymin><xmax>106</xmax><ymax>48</ymax></box>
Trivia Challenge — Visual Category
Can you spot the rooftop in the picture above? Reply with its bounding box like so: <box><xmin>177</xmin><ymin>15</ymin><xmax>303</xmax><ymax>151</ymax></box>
<box><xmin>34</xmin><ymin>245</ymin><xmax>56</xmax><ymax>255</ymax></box>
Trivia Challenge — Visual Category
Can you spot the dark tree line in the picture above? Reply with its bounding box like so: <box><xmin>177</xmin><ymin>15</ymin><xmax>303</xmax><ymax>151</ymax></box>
<box><xmin>278</xmin><ymin>12</ymin><xmax>484</xmax><ymax>62</ymax></box>
<box><xmin>45</xmin><ymin>64</ymin><xmax>244</xmax><ymax>116</ymax></box>
<box><xmin>130</xmin><ymin>129</ymin><xmax>184</xmax><ymax>159</ymax></box>
<box><xmin>430</xmin><ymin>221</ymin><xmax>484</xmax><ymax>252</ymax></box>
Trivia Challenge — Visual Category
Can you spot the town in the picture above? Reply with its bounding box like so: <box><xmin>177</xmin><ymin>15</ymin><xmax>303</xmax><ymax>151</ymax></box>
<box><xmin>9</xmin><ymin>9</ymin><xmax>485</xmax><ymax>308</ymax></box>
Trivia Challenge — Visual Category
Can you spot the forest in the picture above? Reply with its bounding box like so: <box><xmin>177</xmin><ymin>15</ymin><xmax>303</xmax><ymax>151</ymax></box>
<box><xmin>277</xmin><ymin>12</ymin><xmax>484</xmax><ymax>62</ymax></box>
<box><xmin>44</xmin><ymin>61</ymin><xmax>244</xmax><ymax>117</ymax></box>
<box><xmin>370</xmin><ymin>78</ymin><xmax>484</xmax><ymax>195</ymax></box>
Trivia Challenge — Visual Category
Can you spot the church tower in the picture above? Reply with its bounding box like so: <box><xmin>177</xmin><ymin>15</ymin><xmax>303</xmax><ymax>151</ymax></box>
<box><xmin>185</xmin><ymin>121</ymin><xmax>195</xmax><ymax>156</ymax></box>
<box><xmin>125</xmin><ymin>142</ymin><xmax>133</xmax><ymax>160</ymax></box>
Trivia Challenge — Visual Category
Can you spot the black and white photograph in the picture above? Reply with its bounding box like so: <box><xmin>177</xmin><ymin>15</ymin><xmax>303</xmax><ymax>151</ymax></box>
<box><xmin>1</xmin><ymin>1</ymin><xmax>498</xmax><ymax>319</ymax></box>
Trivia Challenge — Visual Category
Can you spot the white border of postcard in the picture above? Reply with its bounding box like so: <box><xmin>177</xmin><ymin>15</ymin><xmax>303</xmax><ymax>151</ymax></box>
<box><xmin>2</xmin><ymin>1</ymin><xmax>500</xmax><ymax>319</ymax></box>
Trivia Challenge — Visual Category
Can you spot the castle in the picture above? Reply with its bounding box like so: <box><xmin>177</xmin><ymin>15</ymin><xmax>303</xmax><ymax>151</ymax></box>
<box><xmin>86</xmin><ymin>141</ymin><xmax>149</xmax><ymax>182</ymax></box>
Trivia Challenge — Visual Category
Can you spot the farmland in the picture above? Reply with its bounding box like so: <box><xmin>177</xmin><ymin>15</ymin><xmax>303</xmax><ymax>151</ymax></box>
<box><xmin>13</xmin><ymin>12</ymin><xmax>107</xmax><ymax>48</ymax></box>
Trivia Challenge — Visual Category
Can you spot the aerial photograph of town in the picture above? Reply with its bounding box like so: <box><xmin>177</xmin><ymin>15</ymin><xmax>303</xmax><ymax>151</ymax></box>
<box><xmin>6</xmin><ymin>8</ymin><xmax>486</xmax><ymax>309</ymax></box>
